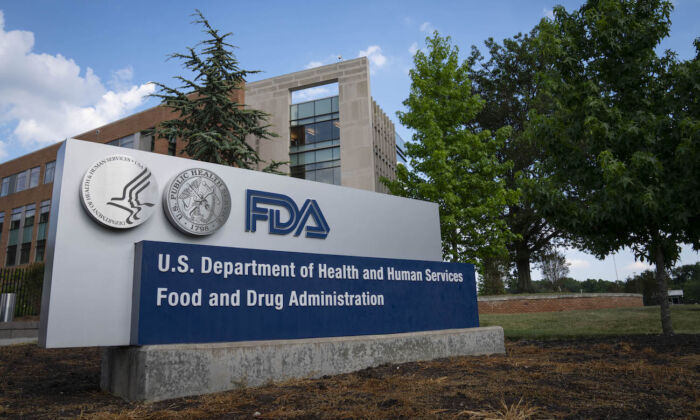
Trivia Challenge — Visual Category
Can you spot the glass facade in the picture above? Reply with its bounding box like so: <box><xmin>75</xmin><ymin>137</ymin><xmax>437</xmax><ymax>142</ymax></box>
<box><xmin>289</xmin><ymin>96</ymin><xmax>340</xmax><ymax>185</ymax></box>
<box><xmin>395</xmin><ymin>132</ymin><xmax>407</xmax><ymax>164</ymax></box>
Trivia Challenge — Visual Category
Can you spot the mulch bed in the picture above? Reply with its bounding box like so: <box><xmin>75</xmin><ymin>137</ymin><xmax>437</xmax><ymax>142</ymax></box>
<box><xmin>1</xmin><ymin>335</ymin><xmax>698</xmax><ymax>419</ymax></box>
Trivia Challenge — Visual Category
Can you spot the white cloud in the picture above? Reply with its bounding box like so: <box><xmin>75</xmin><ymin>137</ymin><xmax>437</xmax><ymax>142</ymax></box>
<box><xmin>624</xmin><ymin>261</ymin><xmax>653</xmax><ymax>273</ymax></box>
<box><xmin>304</xmin><ymin>54</ymin><xmax>343</xmax><ymax>70</ymax></box>
<box><xmin>358</xmin><ymin>45</ymin><xmax>387</xmax><ymax>72</ymax></box>
<box><xmin>568</xmin><ymin>259</ymin><xmax>591</xmax><ymax>269</ymax></box>
<box><xmin>408</xmin><ymin>42</ymin><xmax>419</xmax><ymax>55</ymax></box>
<box><xmin>292</xmin><ymin>84</ymin><xmax>339</xmax><ymax>103</ymax></box>
<box><xmin>305</xmin><ymin>61</ymin><xmax>324</xmax><ymax>69</ymax></box>
<box><xmin>420</xmin><ymin>21</ymin><xmax>434</xmax><ymax>33</ymax></box>
<box><xmin>543</xmin><ymin>8</ymin><xmax>554</xmax><ymax>19</ymax></box>
<box><xmin>0</xmin><ymin>10</ymin><xmax>154</xmax><ymax>151</ymax></box>
<box><xmin>109</xmin><ymin>66</ymin><xmax>134</xmax><ymax>90</ymax></box>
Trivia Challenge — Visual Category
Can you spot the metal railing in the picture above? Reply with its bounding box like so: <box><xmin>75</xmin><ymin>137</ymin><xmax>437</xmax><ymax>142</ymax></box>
<box><xmin>0</xmin><ymin>264</ymin><xmax>43</xmax><ymax>319</ymax></box>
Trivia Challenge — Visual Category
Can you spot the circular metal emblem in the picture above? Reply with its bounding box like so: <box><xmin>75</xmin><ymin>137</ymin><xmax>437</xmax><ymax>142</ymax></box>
<box><xmin>80</xmin><ymin>155</ymin><xmax>158</xmax><ymax>229</ymax></box>
<box><xmin>163</xmin><ymin>168</ymin><xmax>231</xmax><ymax>236</ymax></box>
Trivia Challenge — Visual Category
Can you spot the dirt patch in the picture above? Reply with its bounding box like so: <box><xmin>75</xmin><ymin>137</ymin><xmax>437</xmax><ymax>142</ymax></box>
<box><xmin>1</xmin><ymin>335</ymin><xmax>698</xmax><ymax>419</ymax></box>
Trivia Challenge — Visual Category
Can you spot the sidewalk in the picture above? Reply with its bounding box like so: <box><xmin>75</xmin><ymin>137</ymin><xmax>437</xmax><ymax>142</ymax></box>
<box><xmin>0</xmin><ymin>337</ymin><xmax>37</xmax><ymax>346</ymax></box>
<box><xmin>0</xmin><ymin>320</ymin><xmax>39</xmax><ymax>346</ymax></box>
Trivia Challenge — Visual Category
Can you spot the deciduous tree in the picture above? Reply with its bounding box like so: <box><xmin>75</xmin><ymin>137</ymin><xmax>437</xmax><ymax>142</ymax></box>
<box><xmin>537</xmin><ymin>249</ymin><xmax>570</xmax><ymax>291</ymax></box>
<box><xmin>533</xmin><ymin>0</ymin><xmax>700</xmax><ymax>334</ymax></box>
<box><xmin>384</xmin><ymin>33</ymin><xmax>518</xmax><ymax>270</ymax></box>
<box><xmin>467</xmin><ymin>30</ymin><xmax>563</xmax><ymax>292</ymax></box>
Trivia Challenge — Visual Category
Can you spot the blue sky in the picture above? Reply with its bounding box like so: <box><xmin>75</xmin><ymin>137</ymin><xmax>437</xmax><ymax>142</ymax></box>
<box><xmin>0</xmin><ymin>0</ymin><xmax>698</xmax><ymax>279</ymax></box>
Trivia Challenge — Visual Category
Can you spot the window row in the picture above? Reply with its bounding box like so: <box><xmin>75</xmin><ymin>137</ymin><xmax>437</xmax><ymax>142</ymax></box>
<box><xmin>290</xmin><ymin>165</ymin><xmax>340</xmax><ymax>185</ymax></box>
<box><xmin>395</xmin><ymin>132</ymin><xmax>408</xmax><ymax>164</ymax></box>
<box><xmin>106</xmin><ymin>134</ymin><xmax>135</xmax><ymax>148</ymax></box>
<box><xmin>1</xmin><ymin>162</ymin><xmax>55</xmax><ymax>198</ymax></box>
<box><xmin>290</xmin><ymin>120</ymin><xmax>340</xmax><ymax>146</ymax></box>
<box><xmin>3</xmin><ymin>200</ymin><xmax>51</xmax><ymax>266</ymax></box>
<box><xmin>290</xmin><ymin>146</ymin><xmax>340</xmax><ymax>167</ymax></box>
<box><xmin>290</xmin><ymin>96</ymin><xmax>339</xmax><ymax>121</ymax></box>
<box><xmin>290</xmin><ymin>112</ymin><xmax>340</xmax><ymax>127</ymax></box>
<box><xmin>290</xmin><ymin>139</ymin><xmax>340</xmax><ymax>154</ymax></box>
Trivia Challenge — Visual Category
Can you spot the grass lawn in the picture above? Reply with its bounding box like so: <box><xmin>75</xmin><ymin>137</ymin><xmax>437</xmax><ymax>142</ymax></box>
<box><xmin>480</xmin><ymin>304</ymin><xmax>700</xmax><ymax>339</ymax></box>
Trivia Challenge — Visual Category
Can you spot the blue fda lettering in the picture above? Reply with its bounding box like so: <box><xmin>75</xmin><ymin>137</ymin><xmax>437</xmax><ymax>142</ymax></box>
<box><xmin>245</xmin><ymin>189</ymin><xmax>330</xmax><ymax>239</ymax></box>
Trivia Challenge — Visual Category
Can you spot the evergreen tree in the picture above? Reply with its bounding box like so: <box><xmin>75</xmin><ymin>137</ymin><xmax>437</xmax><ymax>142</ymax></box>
<box><xmin>151</xmin><ymin>10</ymin><xmax>281</xmax><ymax>171</ymax></box>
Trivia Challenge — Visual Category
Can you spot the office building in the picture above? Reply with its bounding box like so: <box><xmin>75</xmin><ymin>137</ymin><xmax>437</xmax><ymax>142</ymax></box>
<box><xmin>0</xmin><ymin>57</ymin><xmax>406</xmax><ymax>266</ymax></box>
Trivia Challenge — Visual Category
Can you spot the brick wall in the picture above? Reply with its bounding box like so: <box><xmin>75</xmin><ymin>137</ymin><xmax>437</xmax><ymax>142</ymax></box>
<box><xmin>0</xmin><ymin>88</ymin><xmax>244</xmax><ymax>267</ymax></box>
<box><xmin>478</xmin><ymin>293</ymin><xmax>643</xmax><ymax>314</ymax></box>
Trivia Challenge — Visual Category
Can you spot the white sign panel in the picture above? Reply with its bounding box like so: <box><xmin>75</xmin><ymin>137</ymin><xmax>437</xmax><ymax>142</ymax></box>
<box><xmin>39</xmin><ymin>139</ymin><xmax>442</xmax><ymax>348</ymax></box>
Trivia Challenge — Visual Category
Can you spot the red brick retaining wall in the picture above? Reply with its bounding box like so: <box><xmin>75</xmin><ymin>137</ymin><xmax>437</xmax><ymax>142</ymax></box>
<box><xmin>478</xmin><ymin>293</ymin><xmax>643</xmax><ymax>314</ymax></box>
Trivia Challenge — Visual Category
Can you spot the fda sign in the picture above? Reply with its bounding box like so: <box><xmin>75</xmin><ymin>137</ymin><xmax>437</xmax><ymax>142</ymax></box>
<box><xmin>245</xmin><ymin>189</ymin><xmax>330</xmax><ymax>239</ymax></box>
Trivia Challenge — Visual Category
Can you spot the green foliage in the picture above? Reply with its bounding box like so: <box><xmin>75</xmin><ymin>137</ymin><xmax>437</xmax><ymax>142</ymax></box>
<box><xmin>467</xmin><ymin>29</ymin><xmax>563</xmax><ymax>292</ymax></box>
<box><xmin>532</xmin><ymin>0</ymin><xmax>700</xmax><ymax>333</ymax></box>
<box><xmin>536</xmin><ymin>249</ymin><xmax>570</xmax><ymax>290</ymax></box>
<box><xmin>151</xmin><ymin>10</ymin><xmax>281</xmax><ymax>171</ymax></box>
<box><xmin>626</xmin><ymin>270</ymin><xmax>663</xmax><ymax>305</ymax></box>
<box><xmin>480</xmin><ymin>305</ymin><xmax>700</xmax><ymax>339</ymax></box>
<box><xmin>670</xmin><ymin>262</ymin><xmax>700</xmax><ymax>303</ymax></box>
<box><xmin>478</xmin><ymin>258</ymin><xmax>508</xmax><ymax>295</ymax></box>
<box><xmin>682</xmin><ymin>280</ymin><xmax>700</xmax><ymax>304</ymax></box>
<box><xmin>384</xmin><ymin>32</ymin><xmax>518</xmax><ymax>270</ymax></box>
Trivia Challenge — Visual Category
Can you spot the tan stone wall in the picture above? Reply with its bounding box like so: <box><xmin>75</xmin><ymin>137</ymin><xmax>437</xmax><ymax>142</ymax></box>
<box><xmin>372</xmin><ymin>99</ymin><xmax>397</xmax><ymax>193</ymax></box>
<box><xmin>246</xmin><ymin>57</ymin><xmax>378</xmax><ymax>191</ymax></box>
<box><xmin>478</xmin><ymin>294</ymin><xmax>644</xmax><ymax>314</ymax></box>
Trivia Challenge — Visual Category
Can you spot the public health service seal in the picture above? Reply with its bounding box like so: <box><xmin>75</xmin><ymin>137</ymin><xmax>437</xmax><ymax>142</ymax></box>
<box><xmin>80</xmin><ymin>155</ymin><xmax>158</xmax><ymax>229</ymax></box>
<box><xmin>163</xmin><ymin>168</ymin><xmax>231</xmax><ymax>236</ymax></box>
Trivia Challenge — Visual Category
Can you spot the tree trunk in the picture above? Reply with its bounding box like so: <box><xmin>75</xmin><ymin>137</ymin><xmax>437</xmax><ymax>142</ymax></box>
<box><xmin>654</xmin><ymin>242</ymin><xmax>674</xmax><ymax>335</ymax></box>
<box><xmin>515</xmin><ymin>249</ymin><xmax>532</xmax><ymax>293</ymax></box>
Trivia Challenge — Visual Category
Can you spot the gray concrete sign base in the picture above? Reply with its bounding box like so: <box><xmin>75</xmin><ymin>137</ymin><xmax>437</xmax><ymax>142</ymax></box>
<box><xmin>101</xmin><ymin>326</ymin><xmax>505</xmax><ymax>402</ymax></box>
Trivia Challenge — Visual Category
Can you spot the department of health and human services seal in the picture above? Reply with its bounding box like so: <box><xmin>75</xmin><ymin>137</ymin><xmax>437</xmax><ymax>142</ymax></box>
<box><xmin>163</xmin><ymin>168</ymin><xmax>231</xmax><ymax>236</ymax></box>
<box><xmin>80</xmin><ymin>155</ymin><xmax>158</xmax><ymax>229</ymax></box>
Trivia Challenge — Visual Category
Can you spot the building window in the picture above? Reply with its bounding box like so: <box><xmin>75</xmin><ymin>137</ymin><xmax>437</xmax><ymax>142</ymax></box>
<box><xmin>107</xmin><ymin>134</ymin><xmax>135</xmax><ymax>148</ymax></box>
<box><xmin>29</xmin><ymin>166</ymin><xmax>40</xmax><ymax>188</ymax></box>
<box><xmin>395</xmin><ymin>132</ymin><xmax>407</xmax><ymax>164</ymax></box>
<box><xmin>0</xmin><ymin>166</ymin><xmax>43</xmax><ymax>198</ymax></box>
<box><xmin>15</xmin><ymin>171</ymin><xmax>27</xmax><ymax>193</ymax></box>
<box><xmin>0</xmin><ymin>211</ymin><xmax>4</xmax><ymax>239</ymax></box>
<box><xmin>6</xmin><ymin>207</ymin><xmax>22</xmax><ymax>266</ymax></box>
<box><xmin>35</xmin><ymin>200</ymin><xmax>50</xmax><ymax>262</ymax></box>
<box><xmin>19</xmin><ymin>204</ymin><xmax>35</xmax><ymax>265</ymax></box>
<box><xmin>44</xmin><ymin>161</ymin><xmax>56</xmax><ymax>184</ymax></box>
<box><xmin>289</xmin><ymin>95</ymin><xmax>340</xmax><ymax>185</ymax></box>
<box><xmin>1</xmin><ymin>177</ymin><xmax>9</xmax><ymax>197</ymax></box>
<box><xmin>168</xmin><ymin>137</ymin><xmax>177</xmax><ymax>156</ymax></box>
